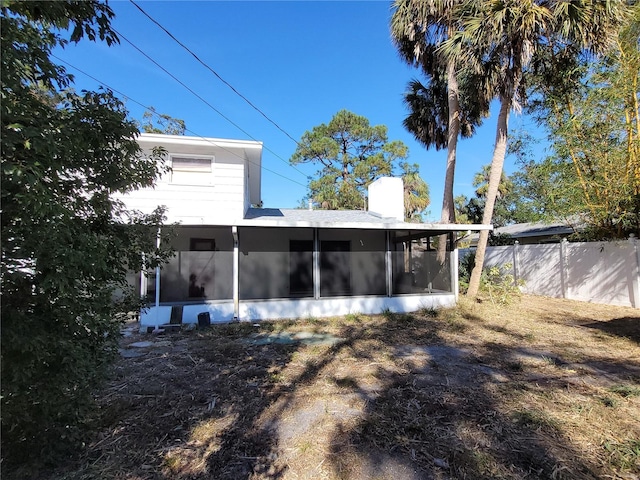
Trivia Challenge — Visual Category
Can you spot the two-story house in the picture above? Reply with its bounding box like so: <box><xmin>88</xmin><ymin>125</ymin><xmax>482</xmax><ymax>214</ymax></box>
<box><xmin>119</xmin><ymin>133</ymin><xmax>490</xmax><ymax>330</ymax></box>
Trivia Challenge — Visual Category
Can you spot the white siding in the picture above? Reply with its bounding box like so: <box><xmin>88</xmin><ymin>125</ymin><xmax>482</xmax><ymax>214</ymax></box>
<box><xmin>116</xmin><ymin>146</ymin><xmax>248</xmax><ymax>224</ymax></box>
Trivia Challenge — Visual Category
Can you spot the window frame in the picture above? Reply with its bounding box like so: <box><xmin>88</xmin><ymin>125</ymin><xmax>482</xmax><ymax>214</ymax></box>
<box><xmin>170</xmin><ymin>154</ymin><xmax>214</xmax><ymax>185</ymax></box>
<box><xmin>190</xmin><ymin>238</ymin><xmax>216</xmax><ymax>251</ymax></box>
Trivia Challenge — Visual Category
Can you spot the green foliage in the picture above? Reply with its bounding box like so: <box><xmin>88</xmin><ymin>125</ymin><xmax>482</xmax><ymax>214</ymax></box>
<box><xmin>458</xmin><ymin>252</ymin><xmax>476</xmax><ymax>289</ymax></box>
<box><xmin>459</xmin><ymin>253</ymin><xmax>521</xmax><ymax>304</ymax></box>
<box><xmin>391</xmin><ymin>1</ymin><xmax>490</xmax><ymax>226</ymax></box>
<box><xmin>400</xmin><ymin>74</ymin><xmax>487</xmax><ymax>151</ymax></box>
<box><xmin>602</xmin><ymin>439</ymin><xmax>640</xmax><ymax>471</ymax></box>
<box><xmin>609</xmin><ymin>385</ymin><xmax>640</xmax><ymax>398</ymax></box>
<box><xmin>139</xmin><ymin>106</ymin><xmax>186</xmax><ymax>135</ymax></box>
<box><xmin>290</xmin><ymin>110</ymin><xmax>429</xmax><ymax>218</ymax></box>
<box><xmin>400</xmin><ymin>161</ymin><xmax>430</xmax><ymax>221</ymax></box>
<box><xmin>1</xmin><ymin>1</ymin><xmax>173</xmax><ymax>466</ymax></box>
<box><xmin>454</xmin><ymin>194</ymin><xmax>482</xmax><ymax>225</ymax></box>
<box><xmin>456</xmin><ymin>161</ymin><xmax>546</xmax><ymax>228</ymax></box>
<box><xmin>488</xmin><ymin>233</ymin><xmax>515</xmax><ymax>246</ymax></box>
<box><xmin>524</xmin><ymin>4</ymin><xmax>640</xmax><ymax>239</ymax></box>
<box><xmin>481</xmin><ymin>263</ymin><xmax>522</xmax><ymax>305</ymax></box>
<box><xmin>441</xmin><ymin>0</ymin><xmax>627</xmax><ymax>297</ymax></box>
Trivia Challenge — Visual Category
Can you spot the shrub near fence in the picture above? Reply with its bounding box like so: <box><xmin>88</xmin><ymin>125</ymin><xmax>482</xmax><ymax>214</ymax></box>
<box><xmin>460</xmin><ymin>236</ymin><xmax>640</xmax><ymax>308</ymax></box>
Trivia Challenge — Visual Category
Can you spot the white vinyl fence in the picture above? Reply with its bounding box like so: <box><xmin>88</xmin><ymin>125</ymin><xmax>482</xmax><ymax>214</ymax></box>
<box><xmin>460</xmin><ymin>236</ymin><xmax>640</xmax><ymax>308</ymax></box>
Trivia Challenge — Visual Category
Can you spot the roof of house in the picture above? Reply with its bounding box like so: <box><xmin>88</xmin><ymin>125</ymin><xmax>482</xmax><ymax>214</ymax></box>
<box><xmin>493</xmin><ymin>220</ymin><xmax>575</xmax><ymax>239</ymax></box>
<box><xmin>465</xmin><ymin>219</ymin><xmax>577</xmax><ymax>246</ymax></box>
<box><xmin>234</xmin><ymin>208</ymin><xmax>492</xmax><ymax>233</ymax></box>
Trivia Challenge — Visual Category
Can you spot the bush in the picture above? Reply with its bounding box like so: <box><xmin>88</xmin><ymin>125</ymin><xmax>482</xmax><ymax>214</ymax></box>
<box><xmin>459</xmin><ymin>252</ymin><xmax>522</xmax><ymax>304</ymax></box>
<box><xmin>1</xmin><ymin>2</ymin><xmax>173</xmax><ymax>468</ymax></box>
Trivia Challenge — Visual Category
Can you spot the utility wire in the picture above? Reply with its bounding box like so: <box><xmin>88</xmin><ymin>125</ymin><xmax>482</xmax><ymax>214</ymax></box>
<box><xmin>113</xmin><ymin>28</ymin><xmax>308</xmax><ymax>178</ymax></box>
<box><xmin>52</xmin><ymin>54</ymin><xmax>309</xmax><ymax>189</ymax></box>
<box><xmin>129</xmin><ymin>0</ymin><xmax>301</xmax><ymax>146</ymax></box>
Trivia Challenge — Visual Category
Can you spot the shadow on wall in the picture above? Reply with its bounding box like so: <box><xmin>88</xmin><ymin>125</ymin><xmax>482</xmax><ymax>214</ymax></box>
<box><xmin>466</xmin><ymin>241</ymin><xmax>637</xmax><ymax>307</ymax></box>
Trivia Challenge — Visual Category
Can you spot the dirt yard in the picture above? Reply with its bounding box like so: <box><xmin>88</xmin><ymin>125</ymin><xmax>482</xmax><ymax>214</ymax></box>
<box><xmin>29</xmin><ymin>295</ymin><xmax>640</xmax><ymax>479</ymax></box>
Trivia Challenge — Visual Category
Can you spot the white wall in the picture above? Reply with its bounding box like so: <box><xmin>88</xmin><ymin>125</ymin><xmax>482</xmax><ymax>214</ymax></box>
<box><xmin>119</xmin><ymin>157</ymin><xmax>246</xmax><ymax>224</ymax></box>
<box><xmin>115</xmin><ymin>135</ymin><xmax>260</xmax><ymax>225</ymax></box>
<box><xmin>139</xmin><ymin>293</ymin><xmax>457</xmax><ymax>330</ymax></box>
<box><xmin>368</xmin><ymin>177</ymin><xmax>404</xmax><ymax>220</ymax></box>
<box><xmin>461</xmin><ymin>238</ymin><xmax>640</xmax><ymax>308</ymax></box>
<box><xmin>239</xmin><ymin>294</ymin><xmax>455</xmax><ymax>321</ymax></box>
<box><xmin>517</xmin><ymin>244</ymin><xmax>563</xmax><ymax>298</ymax></box>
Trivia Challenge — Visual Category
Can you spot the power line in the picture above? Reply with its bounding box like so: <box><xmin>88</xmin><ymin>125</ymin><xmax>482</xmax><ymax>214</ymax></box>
<box><xmin>112</xmin><ymin>28</ymin><xmax>308</xmax><ymax>178</ymax></box>
<box><xmin>51</xmin><ymin>54</ymin><xmax>309</xmax><ymax>189</ymax></box>
<box><xmin>129</xmin><ymin>0</ymin><xmax>301</xmax><ymax>146</ymax></box>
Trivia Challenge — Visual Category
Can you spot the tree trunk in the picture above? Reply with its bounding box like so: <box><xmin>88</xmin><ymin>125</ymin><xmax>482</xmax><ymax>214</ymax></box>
<box><xmin>437</xmin><ymin>61</ymin><xmax>461</xmax><ymax>264</ymax></box>
<box><xmin>467</xmin><ymin>96</ymin><xmax>511</xmax><ymax>297</ymax></box>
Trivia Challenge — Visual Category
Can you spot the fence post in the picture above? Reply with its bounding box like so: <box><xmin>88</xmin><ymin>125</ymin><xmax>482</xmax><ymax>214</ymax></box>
<box><xmin>629</xmin><ymin>234</ymin><xmax>640</xmax><ymax>308</ymax></box>
<box><xmin>451</xmin><ymin>233</ymin><xmax>459</xmax><ymax>300</ymax></box>
<box><xmin>512</xmin><ymin>240</ymin><xmax>520</xmax><ymax>285</ymax></box>
<box><xmin>559</xmin><ymin>238</ymin><xmax>568</xmax><ymax>299</ymax></box>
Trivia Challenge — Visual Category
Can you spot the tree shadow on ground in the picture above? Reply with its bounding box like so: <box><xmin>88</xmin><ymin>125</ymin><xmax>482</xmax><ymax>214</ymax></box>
<box><xmin>581</xmin><ymin>316</ymin><xmax>640</xmax><ymax>345</ymax></box>
<box><xmin>28</xmin><ymin>302</ymin><xmax>640</xmax><ymax>480</ymax></box>
<box><xmin>325</xmin><ymin>314</ymin><xmax>609</xmax><ymax>480</ymax></box>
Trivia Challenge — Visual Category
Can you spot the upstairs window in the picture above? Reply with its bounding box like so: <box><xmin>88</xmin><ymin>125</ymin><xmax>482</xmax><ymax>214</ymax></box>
<box><xmin>171</xmin><ymin>156</ymin><xmax>213</xmax><ymax>185</ymax></box>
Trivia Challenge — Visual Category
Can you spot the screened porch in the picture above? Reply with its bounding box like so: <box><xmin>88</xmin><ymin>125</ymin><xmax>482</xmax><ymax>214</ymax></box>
<box><xmin>145</xmin><ymin>226</ymin><xmax>455</xmax><ymax>304</ymax></box>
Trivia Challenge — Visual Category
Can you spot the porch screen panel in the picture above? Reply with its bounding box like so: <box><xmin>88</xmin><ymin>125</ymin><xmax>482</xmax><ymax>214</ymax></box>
<box><xmin>161</xmin><ymin>226</ymin><xmax>233</xmax><ymax>302</ymax></box>
<box><xmin>319</xmin><ymin>229</ymin><xmax>386</xmax><ymax>297</ymax></box>
<box><xmin>239</xmin><ymin>227</ymin><xmax>313</xmax><ymax>300</ymax></box>
<box><xmin>320</xmin><ymin>241</ymin><xmax>352</xmax><ymax>296</ymax></box>
<box><xmin>290</xmin><ymin>240</ymin><xmax>314</xmax><ymax>297</ymax></box>
<box><xmin>391</xmin><ymin>231</ymin><xmax>452</xmax><ymax>294</ymax></box>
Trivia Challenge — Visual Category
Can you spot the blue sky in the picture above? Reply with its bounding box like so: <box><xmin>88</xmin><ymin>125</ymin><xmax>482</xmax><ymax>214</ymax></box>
<box><xmin>55</xmin><ymin>0</ymin><xmax>543</xmax><ymax>220</ymax></box>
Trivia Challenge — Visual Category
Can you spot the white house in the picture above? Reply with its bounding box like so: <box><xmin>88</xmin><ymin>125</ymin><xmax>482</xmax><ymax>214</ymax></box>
<box><xmin>118</xmin><ymin>133</ymin><xmax>491</xmax><ymax>330</ymax></box>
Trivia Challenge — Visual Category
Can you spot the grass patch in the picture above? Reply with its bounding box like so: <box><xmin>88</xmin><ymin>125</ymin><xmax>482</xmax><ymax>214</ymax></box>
<box><xmin>603</xmin><ymin>439</ymin><xmax>640</xmax><ymax>471</ymax></box>
<box><xmin>19</xmin><ymin>295</ymin><xmax>640</xmax><ymax>480</ymax></box>
<box><xmin>609</xmin><ymin>384</ymin><xmax>640</xmax><ymax>398</ymax></box>
<box><xmin>600</xmin><ymin>396</ymin><xmax>619</xmax><ymax>408</ymax></box>
<box><xmin>512</xmin><ymin>409</ymin><xmax>559</xmax><ymax>430</ymax></box>
<box><xmin>344</xmin><ymin>312</ymin><xmax>361</xmax><ymax>323</ymax></box>
<box><xmin>420</xmin><ymin>306</ymin><xmax>438</xmax><ymax>318</ymax></box>
<box><xmin>439</xmin><ymin>310</ymin><xmax>469</xmax><ymax>333</ymax></box>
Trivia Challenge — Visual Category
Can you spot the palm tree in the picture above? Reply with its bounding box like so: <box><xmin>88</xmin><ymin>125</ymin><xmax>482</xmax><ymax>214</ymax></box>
<box><xmin>391</xmin><ymin>0</ymin><xmax>487</xmax><ymax>262</ymax></box>
<box><xmin>472</xmin><ymin>164</ymin><xmax>511</xmax><ymax>199</ymax></box>
<box><xmin>442</xmin><ymin>0</ymin><xmax>628</xmax><ymax>297</ymax></box>
<box><xmin>401</xmin><ymin>161</ymin><xmax>431</xmax><ymax>221</ymax></box>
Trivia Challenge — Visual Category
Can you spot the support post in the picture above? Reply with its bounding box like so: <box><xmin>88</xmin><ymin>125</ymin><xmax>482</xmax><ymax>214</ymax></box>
<box><xmin>386</xmin><ymin>230</ymin><xmax>392</xmax><ymax>297</ymax></box>
<box><xmin>155</xmin><ymin>228</ymin><xmax>161</xmax><ymax>324</ymax></box>
<box><xmin>450</xmin><ymin>233</ymin><xmax>459</xmax><ymax>300</ymax></box>
<box><xmin>139</xmin><ymin>254</ymin><xmax>147</xmax><ymax>300</ymax></box>
<box><xmin>313</xmin><ymin>228</ymin><xmax>320</xmax><ymax>300</ymax></box>
<box><xmin>232</xmin><ymin>226</ymin><xmax>239</xmax><ymax>320</ymax></box>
